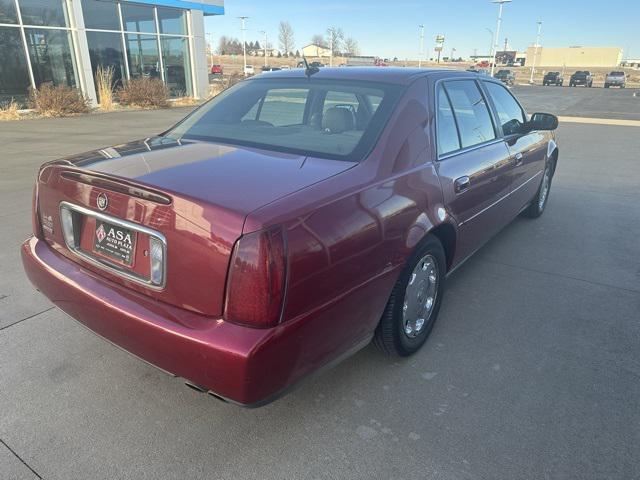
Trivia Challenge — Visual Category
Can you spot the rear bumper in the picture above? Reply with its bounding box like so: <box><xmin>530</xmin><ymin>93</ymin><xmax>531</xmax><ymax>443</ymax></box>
<box><xmin>20</xmin><ymin>236</ymin><xmax>305</xmax><ymax>406</ymax></box>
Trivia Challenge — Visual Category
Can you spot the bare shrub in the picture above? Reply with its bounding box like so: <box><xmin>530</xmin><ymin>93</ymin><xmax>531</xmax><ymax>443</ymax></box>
<box><xmin>95</xmin><ymin>65</ymin><xmax>115</xmax><ymax>110</ymax></box>
<box><xmin>0</xmin><ymin>98</ymin><xmax>22</xmax><ymax>121</ymax></box>
<box><xmin>29</xmin><ymin>84</ymin><xmax>91</xmax><ymax>117</ymax></box>
<box><xmin>118</xmin><ymin>77</ymin><xmax>169</xmax><ymax>108</ymax></box>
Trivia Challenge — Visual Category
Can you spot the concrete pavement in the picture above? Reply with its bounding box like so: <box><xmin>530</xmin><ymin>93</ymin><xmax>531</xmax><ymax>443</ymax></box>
<box><xmin>1</xmin><ymin>98</ymin><xmax>639</xmax><ymax>479</ymax></box>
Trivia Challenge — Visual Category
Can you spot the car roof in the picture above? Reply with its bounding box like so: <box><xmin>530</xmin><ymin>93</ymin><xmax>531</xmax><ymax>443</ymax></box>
<box><xmin>246</xmin><ymin>67</ymin><xmax>479</xmax><ymax>85</ymax></box>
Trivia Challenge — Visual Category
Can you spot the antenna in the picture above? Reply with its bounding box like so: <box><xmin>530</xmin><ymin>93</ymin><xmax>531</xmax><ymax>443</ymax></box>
<box><xmin>303</xmin><ymin>56</ymin><xmax>319</xmax><ymax>79</ymax></box>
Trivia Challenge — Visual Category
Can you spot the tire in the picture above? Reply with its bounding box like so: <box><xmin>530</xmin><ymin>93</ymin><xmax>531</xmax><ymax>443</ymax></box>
<box><xmin>569</xmin><ymin>82</ymin><xmax>574</xmax><ymax>87</ymax></box>
<box><xmin>604</xmin><ymin>84</ymin><xmax>609</xmax><ymax>88</ymax></box>
<box><xmin>374</xmin><ymin>235</ymin><xmax>446</xmax><ymax>356</ymax></box>
<box><xmin>522</xmin><ymin>157</ymin><xmax>554</xmax><ymax>219</ymax></box>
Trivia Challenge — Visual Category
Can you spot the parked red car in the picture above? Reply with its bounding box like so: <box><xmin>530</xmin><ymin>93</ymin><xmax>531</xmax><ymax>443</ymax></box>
<box><xmin>22</xmin><ymin>68</ymin><xmax>558</xmax><ymax>406</ymax></box>
<box><xmin>210</xmin><ymin>64</ymin><xmax>223</xmax><ymax>75</ymax></box>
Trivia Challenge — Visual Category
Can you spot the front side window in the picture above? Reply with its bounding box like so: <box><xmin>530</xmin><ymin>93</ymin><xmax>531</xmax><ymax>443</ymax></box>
<box><xmin>443</xmin><ymin>80</ymin><xmax>495</xmax><ymax>148</ymax></box>
<box><xmin>483</xmin><ymin>81</ymin><xmax>526</xmax><ymax>136</ymax></box>
<box><xmin>166</xmin><ymin>79</ymin><xmax>402</xmax><ymax>161</ymax></box>
<box><xmin>436</xmin><ymin>86</ymin><xmax>460</xmax><ymax>156</ymax></box>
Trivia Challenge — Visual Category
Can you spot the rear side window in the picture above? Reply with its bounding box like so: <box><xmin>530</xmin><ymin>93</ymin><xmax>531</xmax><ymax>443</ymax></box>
<box><xmin>436</xmin><ymin>86</ymin><xmax>460</xmax><ymax>155</ymax></box>
<box><xmin>443</xmin><ymin>80</ymin><xmax>495</xmax><ymax>149</ymax></box>
<box><xmin>483</xmin><ymin>81</ymin><xmax>526</xmax><ymax>135</ymax></box>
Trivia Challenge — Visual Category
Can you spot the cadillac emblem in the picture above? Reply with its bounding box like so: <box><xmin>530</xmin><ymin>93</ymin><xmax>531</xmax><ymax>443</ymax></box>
<box><xmin>96</xmin><ymin>192</ymin><xmax>109</xmax><ymax>211</ymax></box>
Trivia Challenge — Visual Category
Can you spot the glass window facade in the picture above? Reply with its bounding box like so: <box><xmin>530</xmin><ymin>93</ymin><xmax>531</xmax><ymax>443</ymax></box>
<box><xmin>157</xmin><ymin>7</ymin><xmax>186</xmax><ymax>35</ymax></box>
<box><xmin>81</xmin><ymin>0</ymin><xmax>120</xmax><ymax>31</ymax></box>
<box><xmin>0</xmin><ymin>27</ymin><xmax>31</xmax><ymax>102</ymax></box>
<box><xmin>126</xmin><ymin>33</ymin><xmax>160</xmax><ymax>78</ymax></box>
<box><xmin>0</xmin><ymin>0</ymin><xmax>198</xmax><ymax>103</ymax></box>
<box><xmin>18</xmin><ymin>0</ymin><xmax>69</xmax><ymax>27</ymax></box>
<box><xmin>25</xmin><ymin>28</ymin><xmax>77</xmax><ymax>87</ymax></box>
<box><xmin>121</xmin><ymin>3</ymin><xmax>156</xmax><ymax>33</ymax></box>
<box><xmin>0</xmin><ymin>0</ymin><xmax>18</xmax><ymax>24</ymax></box>
<box><xmin>86</xmin><ymin>1</ymin><xmax>193</xmax><ymax>97</ymax></box>
<box><xmin>86</xmin><ymin>31</ymin><xmax>126</xmax><ymax>89</ymax></box>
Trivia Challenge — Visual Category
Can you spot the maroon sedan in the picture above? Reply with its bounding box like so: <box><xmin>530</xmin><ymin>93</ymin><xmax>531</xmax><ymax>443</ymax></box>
<box><xmin>22</xmin><ymin>68</ymin><xmax>558</xmax><ymax>406</ymax></box>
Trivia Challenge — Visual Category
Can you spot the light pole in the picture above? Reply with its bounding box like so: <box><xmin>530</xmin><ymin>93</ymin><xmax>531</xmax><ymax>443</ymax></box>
<box><xmin>259</xmin><ymin>30</ymin><xmax>267</xmax><ymax>67</ymax></box>
<box><xmin>485</xmin><ymin>27</ymin><xmax>493</xmax><ymax>60</ymax></box>
<box><xmin>205</xmin><ymin>32</ymin><xmax>214</xmax><ymax>68</ymax></box>
<box><xmin>529</xmin><ymin>21</ymin><xmax>542</xmax><ymax>83</ymax></box>
<box><xmin>490</xmin><ymin>0</ymin><xmax>511</xmax><ymax>76</ymax></box>
<box><xmin>238</xmin><ymin>16</ymin><xmax>249</xmax><ymax>76</ymax></box>
<box><xmin>327</xmin><ymin>27</ymin><xmax>335</xmax><ymax>67</ymax></box>
<box><xmin>418</xmin><ymin>24</ymin><xmax>425</xmax><ymax>68</ymax></box>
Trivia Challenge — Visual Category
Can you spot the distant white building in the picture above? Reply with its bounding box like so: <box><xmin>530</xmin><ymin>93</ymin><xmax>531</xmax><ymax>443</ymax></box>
<box><xmin>302</xmin><ymin>44</ymin><xmax>331</xmax><ymax>58</ymax></box>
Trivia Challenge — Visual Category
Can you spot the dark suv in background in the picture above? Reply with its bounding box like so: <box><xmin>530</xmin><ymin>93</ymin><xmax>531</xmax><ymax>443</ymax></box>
<box><xmin>494</xmin><ymin>69</ymin><xmax>515</xmax><ymax>86</ymax></box>
<box><xmin>543</xmin><ymin>71</ymin><xmax>564</xmax><ymax>86</ymax></box>
<box><xmin>569</xmin><ymin>71</ymin><xmax>593</xmax><ymax>87</ymax></box>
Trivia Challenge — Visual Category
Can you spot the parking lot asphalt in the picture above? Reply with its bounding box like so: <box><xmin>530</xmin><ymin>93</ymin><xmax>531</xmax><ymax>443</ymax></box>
<box><xmin>1</xmin><ymin>89</ymin><xmax>639</xmax><ymax>479</ymax></box>
<box><xmin>512</xmin><ymin>84</ymin><xmax>640</xmax><ymax>121</ymax></box>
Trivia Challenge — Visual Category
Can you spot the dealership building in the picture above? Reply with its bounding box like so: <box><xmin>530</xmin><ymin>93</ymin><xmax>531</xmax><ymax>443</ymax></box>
<box><xmin>0</xmin><ymin>0</ymin><xmax>224</xmax><ymax>105</ymax></box>
<box><xmin>524</xmin><ymin>46</ymin><xmax>623</xmax><ymax>68</ymax></box>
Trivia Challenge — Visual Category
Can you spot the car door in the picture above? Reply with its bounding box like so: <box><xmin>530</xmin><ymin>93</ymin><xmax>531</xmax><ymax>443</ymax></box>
<box><xmin>433</xmin><ymin>79</ymin><xmax>514</xmax><ymax>263</ymax></box>
<box><xmin>482</xmin><ymin>80</ymin><xmax>548</xmax><ymax>216</ymax></box>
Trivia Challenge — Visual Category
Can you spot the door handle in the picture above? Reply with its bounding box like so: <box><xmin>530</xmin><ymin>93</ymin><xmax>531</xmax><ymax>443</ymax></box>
<box><xmin>454</xmin><ymin>176</ymin><xmax>470</xmax><ymax>193</ymax></box>
<box><xmin>514</xmin><ymin>152</ymin><xmax>524</xmax><ymax>166</ymax></box>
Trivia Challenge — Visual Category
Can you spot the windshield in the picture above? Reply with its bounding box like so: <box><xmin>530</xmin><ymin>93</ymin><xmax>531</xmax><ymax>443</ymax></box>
<box><xmin>165</xmin><ymin>78</ymin><xmax>403</xmax><ymax>161</ymax></box>
<box><xmin>497</xmin><ymin>70</ymin><xmax>510</xmax><ymax>75</ymax></box>
<box><xmin>609</xmin><ymin>71</ymin><xmax>624</xmax><ymax>76</ymax></box>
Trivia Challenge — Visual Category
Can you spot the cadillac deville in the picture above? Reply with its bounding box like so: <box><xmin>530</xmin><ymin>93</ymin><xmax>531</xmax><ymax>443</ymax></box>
<box><xmin>22</xmin><ymin>68</ymin><xmax>559</xmax><ymax>406</ymax></box>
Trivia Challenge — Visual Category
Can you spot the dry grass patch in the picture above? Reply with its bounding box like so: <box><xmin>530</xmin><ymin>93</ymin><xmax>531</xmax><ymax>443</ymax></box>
<box><xmin>95</xmin><ymin>65</ymin><xmax>115</xmax><ymax>111</ymax></box>
<box><xmin>29</xmin><ymin>84</ymin><xmax>90</xmax><ymax>117</ymax></box>
<box><xmin>0</xmin><ymin>99</ymin><xmax>22</xmax><ymax>121</ymax></box>
<box><xmin>118</xmin><ymin>77</ymin><xmax>169</xmax><ymax>108</ymax></box>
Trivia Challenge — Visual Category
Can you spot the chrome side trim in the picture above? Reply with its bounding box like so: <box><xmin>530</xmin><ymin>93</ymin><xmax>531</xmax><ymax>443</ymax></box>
<box><xmin>458</xmin><ymin>170</ymin><xmax>542</xmax><ymax>227</ymax></box>
<box><xmin>58</xmin><ymin>201</ymin><xmax>167</xmax><ymax>290</ymax></box>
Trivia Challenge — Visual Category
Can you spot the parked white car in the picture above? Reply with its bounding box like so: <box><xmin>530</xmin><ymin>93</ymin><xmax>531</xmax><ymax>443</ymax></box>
<box><xmin>244</xmin><ymin>64</ymin><xmax>255</xmax><ymax>75</ymax></box>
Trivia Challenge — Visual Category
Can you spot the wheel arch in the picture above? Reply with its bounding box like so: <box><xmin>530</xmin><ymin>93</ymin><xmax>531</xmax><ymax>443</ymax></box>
<box><xmin>427</xmin><ymin>221</ymin><xmax>457</xmax><ymax>272</ymax></box>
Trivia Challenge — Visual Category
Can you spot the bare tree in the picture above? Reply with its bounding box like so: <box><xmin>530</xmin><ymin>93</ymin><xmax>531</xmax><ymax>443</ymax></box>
<box><xmin>278</xmin><ymin>21</ymin><xmax>295</xmax><ymax>56</ymax></box>
<box><xmin>311</xmin><ymin>34</ymin><xmax>326</xmax><ymax>48</ymax></box>
<box><xmin>343</xmin><ymin>37</ymin><xmax>360</xmax><ymax>56</ymax></box>
<box><xmin>326</xmin><ymin>27</ymin><xmax>344</xmax><ymax>55</ymax></box>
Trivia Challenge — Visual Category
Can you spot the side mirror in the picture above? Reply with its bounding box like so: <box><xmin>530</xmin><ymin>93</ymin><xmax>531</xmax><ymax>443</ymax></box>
<box><xmin>529</xmin><ymin>112</ymin><xmax>558</xmax><ymax>131</ymax></box>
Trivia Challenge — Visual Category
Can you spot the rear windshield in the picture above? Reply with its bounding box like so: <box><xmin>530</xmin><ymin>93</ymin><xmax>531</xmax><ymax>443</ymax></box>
<box><xmin>609</xmin><ymin>71</ymin><xmax>624</xmax><ymax>75</ymax></box>
<box><xmin>165</xmin><ymin>78</ymin><xmax>403</xmax><ymax>161</ymax></box>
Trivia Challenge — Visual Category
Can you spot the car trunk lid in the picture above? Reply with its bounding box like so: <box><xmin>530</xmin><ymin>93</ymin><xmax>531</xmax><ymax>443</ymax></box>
<box><xmin>36</xmin><ymin>137</ymin><xmax>354</xmax><ymax>316</ymax></box>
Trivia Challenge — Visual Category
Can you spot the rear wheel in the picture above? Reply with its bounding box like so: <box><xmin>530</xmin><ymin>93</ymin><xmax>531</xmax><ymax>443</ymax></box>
<box><xmin>374</xmin><ymin>236</ymin><xmax>446</xmax><ymax>356</ymax></box>
<box><xmin>605</xmin><ymin>84</ymin><xmax>610</xmax><ymax>88</ymax></box>
<box><xmin>523</xmin><ymin>158</ymin><xmax>554</xmax><ymax>218</ymax></box>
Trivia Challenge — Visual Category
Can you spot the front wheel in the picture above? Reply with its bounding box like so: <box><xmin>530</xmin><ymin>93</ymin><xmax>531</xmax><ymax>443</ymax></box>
<box><xmin>374</xmin><ymin>236</ymin><xmax>446</xmax><ymax>356</ymax></box>
<box><xmin>523</xmin><ymin>160</ymin><xmax>553</xmax><ymax>218</ymax></box>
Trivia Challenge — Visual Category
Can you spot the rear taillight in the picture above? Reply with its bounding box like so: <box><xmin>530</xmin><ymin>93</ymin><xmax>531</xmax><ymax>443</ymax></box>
<box><xmin>224</xmin><ymin>226</ymin><xmax>287</xmax><ymax>328</ymax></box>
